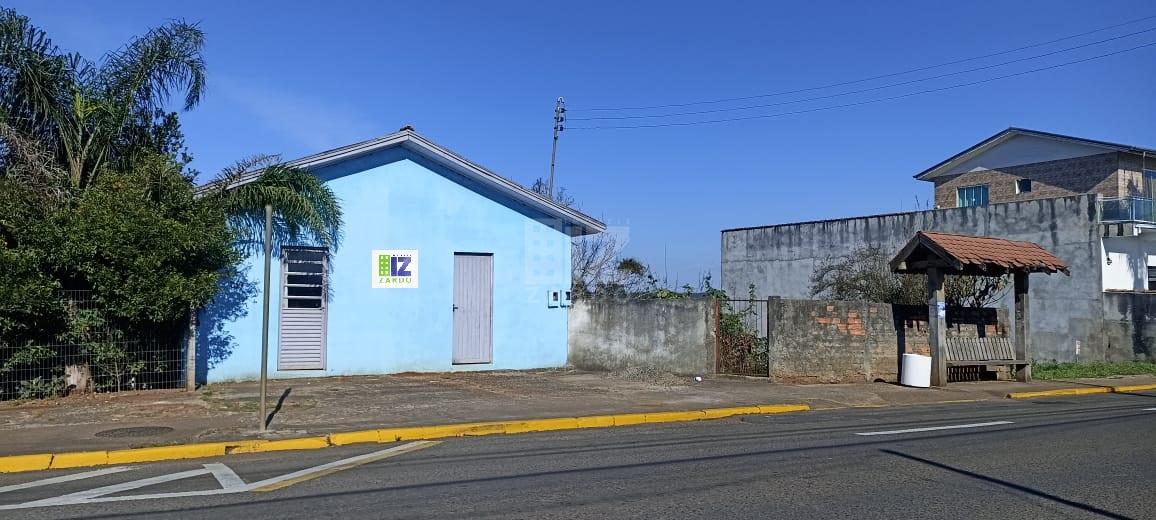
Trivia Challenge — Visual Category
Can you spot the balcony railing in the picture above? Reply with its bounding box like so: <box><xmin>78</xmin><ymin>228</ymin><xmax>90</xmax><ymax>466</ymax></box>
<box><xmin>1101</xmin><ymin>196</ymin><xmax>1155</xmax><ymax>223</ymax></box>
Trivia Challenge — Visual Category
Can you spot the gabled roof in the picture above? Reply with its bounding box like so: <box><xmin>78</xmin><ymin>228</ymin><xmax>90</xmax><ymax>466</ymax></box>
<box><xmin>913</xmin><ymin>127</ymin><xmax>1156</xmax><ymax>181</ymax></box>
<box><xmin>890</xmin><ymin>231</ymin><xmax>1069</xmax><ymax>276</ymax></box>
<box><xmin>201</xmin><ymin>126</ymin><xmax>605</xmax><ymax>236</ymax></box>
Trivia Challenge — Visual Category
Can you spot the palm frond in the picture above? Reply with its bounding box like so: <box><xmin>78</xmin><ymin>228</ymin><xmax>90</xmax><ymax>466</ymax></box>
<box><xmin>209</xmin><ymin>160</ymin><xmax>343</xmax><ymax>256</ymax></box>
<box><xmin>0</xmin><ymin>8</ymin><xmax>73</xmax><ymax>143</ymax></box>
<box><xmin>0</xmin><ymin>119</ymin><xmax>66</xmax><ymax>199</ymax></box>
<box><xmin>99</xmin><ymin>20</ymin><xmax>206</xmax><ymax>114</ymax></box>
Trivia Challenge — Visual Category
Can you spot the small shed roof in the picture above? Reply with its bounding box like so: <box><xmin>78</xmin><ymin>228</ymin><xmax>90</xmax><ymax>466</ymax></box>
<box><xmin>890</xmin><ymin>231</ymin><xmax>1069</xmax><ymax>275</ymax></box>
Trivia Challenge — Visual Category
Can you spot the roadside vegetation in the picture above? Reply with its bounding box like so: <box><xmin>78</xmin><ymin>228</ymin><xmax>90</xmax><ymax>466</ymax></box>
<box><xmin>0</xmin><ymin>8</ymin><xmax>341</xmax><ymax>397</ymax></box>
<box><xmin>1033</xmin><ymin>361</ymin><xmax>1156</xmax><ymax>380</ymax></box>
<box><xmin>809</xmin><ymin>246</ymin><xmax>1009</xmax><ymax>308</ymax></box>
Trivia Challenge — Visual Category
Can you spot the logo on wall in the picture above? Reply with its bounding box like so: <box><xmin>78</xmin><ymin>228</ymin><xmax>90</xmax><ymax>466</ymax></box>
<box><xmin>372</xmin><ymin>250</ymin><xmax>419</xmax><ymax>288</ymax></box>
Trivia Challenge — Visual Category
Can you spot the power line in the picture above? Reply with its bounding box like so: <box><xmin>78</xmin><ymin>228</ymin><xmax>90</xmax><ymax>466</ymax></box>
<box><xmin>568</xmin><ymin>40</ymin><xmax>1156</xmax><ymax>130</ymax></box>
<box><xmin>571</xmin><ymin>13</ymin><xmax>1156</xmax><ymax>113</ymax></box>
<box><xmin>568</xmin><ymin>25</ymin><xmax>1156</xmax><ymax>122</ymax></box>
<box><xmin>569</xmin><ymin>25</ymin><xmax>1156</xmax><ymax>122</ymax></box>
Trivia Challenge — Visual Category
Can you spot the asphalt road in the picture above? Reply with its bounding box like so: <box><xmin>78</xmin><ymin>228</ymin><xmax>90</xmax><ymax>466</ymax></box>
<box><xmin>2</xmin><ymin>392</ymin><xmax>1154</xmax><ymax>519</ymax></box>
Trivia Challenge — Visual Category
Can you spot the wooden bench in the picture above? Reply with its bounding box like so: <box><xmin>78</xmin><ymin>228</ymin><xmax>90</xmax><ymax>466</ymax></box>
<box><xmin>944</xmin><ymin>337</ymin><xmax>1025</xmax><ymax>366</ymax></box>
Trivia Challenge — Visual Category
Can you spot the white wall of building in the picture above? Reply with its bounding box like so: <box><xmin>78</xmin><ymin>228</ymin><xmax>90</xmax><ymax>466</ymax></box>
<box><xmin>1101</xmin><ymin>235</ymin><xmax>1156</xmax><ymax>291</ymax></box>
<box><xmin>944</xmin><ymin>134</ymin><xmax>1111</xmax><ymax>177</ymax></box>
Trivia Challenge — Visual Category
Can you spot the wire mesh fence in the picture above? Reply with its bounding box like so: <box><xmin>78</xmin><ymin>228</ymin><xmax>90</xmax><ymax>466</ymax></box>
<box><xmin>0</xmin><ymin>291</ymin><xmax>186</xmax><ymax>401</ymax></box>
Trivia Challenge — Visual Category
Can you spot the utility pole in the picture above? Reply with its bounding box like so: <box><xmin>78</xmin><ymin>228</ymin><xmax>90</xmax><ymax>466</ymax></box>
<box><xmin>548</xmin><ymin>97</ymin><xmax>566</xmax><ymax>198</ymax></box>
<box><xmin>259</xmin><ymin>204</ymin><xmax>272</xmax><ymax>432</ymax></box>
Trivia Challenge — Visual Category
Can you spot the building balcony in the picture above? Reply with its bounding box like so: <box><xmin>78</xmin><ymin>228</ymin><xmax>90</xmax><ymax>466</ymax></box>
<box><xmin>1101</xmin><ymin>196</ymin><xmax>1155</xmax><ymax>223</ymax></box>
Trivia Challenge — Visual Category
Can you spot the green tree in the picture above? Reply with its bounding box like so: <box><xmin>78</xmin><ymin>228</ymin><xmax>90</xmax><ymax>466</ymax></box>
<box><xmin>56</xmin><ymin>153</ymin><xmax>236</xmax><ymax>323</ymax></box>
<box><xmin>0</xmin><ymin>9</ymin><xmax>343</xmax><ymax>396</ymax></box>
<box><xmin>0</xmin><ymin>7</ymin><xmax>204</xmax><ymax>191</ymax></box>
<box><xmin>203</xmin><ymin>155</ymin><xmax>343</xmax><ymax>255</ymax></box>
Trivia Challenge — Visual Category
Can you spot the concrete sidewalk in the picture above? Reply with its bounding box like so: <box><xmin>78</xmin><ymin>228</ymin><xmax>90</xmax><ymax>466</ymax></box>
<box><xmin>2</xmin><ymin>368</ymin><xmax>1154</xmax><ymax>457</ymax></box>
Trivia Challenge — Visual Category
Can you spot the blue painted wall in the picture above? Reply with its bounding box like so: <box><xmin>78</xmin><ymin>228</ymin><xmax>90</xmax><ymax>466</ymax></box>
<box><xmin>198</xmin><ymin>146</ymin><xmax>572</xmax><ymax>382</ymax></box>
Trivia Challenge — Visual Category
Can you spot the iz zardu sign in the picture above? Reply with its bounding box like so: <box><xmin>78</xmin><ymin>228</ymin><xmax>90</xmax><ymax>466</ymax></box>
<box><xmin>372</xmin><ymin>250</ymin><xmax>419</xmax><ymax>288</ymax></box>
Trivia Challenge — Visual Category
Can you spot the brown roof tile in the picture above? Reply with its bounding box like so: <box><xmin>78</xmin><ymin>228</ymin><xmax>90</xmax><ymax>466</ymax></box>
<box><xmin>915</xmin><ymin>231</ymin><xmax>1069</xmax><ymax>274</ymax></box>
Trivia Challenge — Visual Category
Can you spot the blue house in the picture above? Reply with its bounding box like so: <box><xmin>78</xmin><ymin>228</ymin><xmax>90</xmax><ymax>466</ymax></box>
<box><xmin>198</xmin><ymin>127</ymin><xmax>605</xmax><ymax>382</ymax></box>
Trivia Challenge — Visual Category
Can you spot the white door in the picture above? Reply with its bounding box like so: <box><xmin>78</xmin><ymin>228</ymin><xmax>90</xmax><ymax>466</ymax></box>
<box><xmin>452</xmin><ymin>253</ymin><xmax>493</xmax><ymax>364</ymax></box>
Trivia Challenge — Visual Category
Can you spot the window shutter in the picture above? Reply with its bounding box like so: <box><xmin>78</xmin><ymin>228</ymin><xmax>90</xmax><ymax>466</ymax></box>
<box><xmin>278</xmin><ymin>248</ymin><xmax>327</xmax><ymax>370</ymax></box>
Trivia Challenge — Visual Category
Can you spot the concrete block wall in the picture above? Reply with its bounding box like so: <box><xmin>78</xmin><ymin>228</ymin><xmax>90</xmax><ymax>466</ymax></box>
<box><xmin>1102</xmin><ymin>292</ymin><xmax>1156</xmax><ymax>361</ymax></box>
<box><xmin>567</xmin><ymin>299</ymin><xmax>716</xmax><ymax>375</ymax></box>
<box><xmin>722</xmin><ymin>194</ymin><xmax>1103</xmax><ymax>363</ymax></box>
<box><xmin>769</xmin><ymin>300</ymin><xmax>1006</xmax><ymax>383</ymax></box>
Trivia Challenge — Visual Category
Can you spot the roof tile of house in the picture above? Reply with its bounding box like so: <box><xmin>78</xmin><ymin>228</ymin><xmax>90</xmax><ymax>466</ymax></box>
<box><xmin>917</xmin><ymin>231</ymin><xmax>1069</xmax><ymax>273</ymax></box>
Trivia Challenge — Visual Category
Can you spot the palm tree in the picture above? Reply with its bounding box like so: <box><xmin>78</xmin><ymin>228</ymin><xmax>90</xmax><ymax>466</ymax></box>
<box><xmin>204</xmin><ymin>155</ymin><xmax>343</xmax><ymax>255</ymax></box>
<box><xmin>0</xmin><ymin>9</ymin><xmax>342</xmax><ymax>252</ymax></box>
<box><xmin>0</xmin><ymin>8</ymin><xmax>205</xmax><ymax>191</ymax></box>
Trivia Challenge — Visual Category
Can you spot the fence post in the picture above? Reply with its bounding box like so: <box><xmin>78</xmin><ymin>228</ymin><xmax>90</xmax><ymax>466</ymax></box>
<box><xmin>928</xmin><ymin>268</ymin><xmax>948</xmax><ymax>387</ymax></box>
<box><xmin>713</xmin><ymin>298</ymin><xmax>721</xmax><ymax>374</ymax></box>
<box><xmin>766</xmin><ymin>297</ymin><xmax>780</xmax><ymax>381</ymax></box>
<box><xmin>185</xmin><ymin>306</ymin><xmax>197</xmax><ymax>391</ymax></box>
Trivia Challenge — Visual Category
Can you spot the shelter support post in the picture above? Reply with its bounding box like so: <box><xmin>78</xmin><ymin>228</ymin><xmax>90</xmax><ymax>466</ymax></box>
<box><xmin>1014</xmin><ymin>271</ymin><xmax>1031</xmax><ymax>382</ymax></box>
<box><xmin>927</xmin><ymin>268</ymin><xmax>948</xmax><ymax>387</ymax></box>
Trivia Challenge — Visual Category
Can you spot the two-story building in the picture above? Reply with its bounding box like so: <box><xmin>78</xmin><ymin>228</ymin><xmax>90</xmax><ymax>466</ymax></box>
<box><xmin>916</xmin><ymin>128</ymin><xmax>1156</xmax><ymax>293</ymax></box>
<box><xmin>721</xmin><ymin>127</ymin><xmax>1156</xmax><ymax>363</ymax></box>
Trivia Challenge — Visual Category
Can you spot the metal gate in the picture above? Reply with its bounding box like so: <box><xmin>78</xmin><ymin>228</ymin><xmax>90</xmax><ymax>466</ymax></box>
<box><xmin>714</xmin><ymin>299</ymin><xmax>769</xmax><ymax>377</ymax></box>
<box><xmin>452</xmin><ymin>253</ymin><xmax>493</xmax><ymax>364</ymax></box>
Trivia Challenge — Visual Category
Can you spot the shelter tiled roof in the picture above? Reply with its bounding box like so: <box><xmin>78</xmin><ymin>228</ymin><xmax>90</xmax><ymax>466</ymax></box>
<box><xmin>891</xmin><ymin>231</ymin><xmax>1069</xmax><ymax>275</ymax></box>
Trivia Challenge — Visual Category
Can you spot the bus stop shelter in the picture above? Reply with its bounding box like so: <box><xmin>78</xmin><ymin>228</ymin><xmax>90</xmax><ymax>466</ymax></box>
<box><xmin>890</xmin><ymin>231</ymin><xmax>1069</xmax><ymax>387</ymax></box>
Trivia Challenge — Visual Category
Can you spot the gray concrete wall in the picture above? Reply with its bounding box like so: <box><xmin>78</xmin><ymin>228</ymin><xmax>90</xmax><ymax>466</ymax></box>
<box><xmin>1102</xmin><ymin>292</ymin><xmax>1156</xmax><ymax>361</ymax></box>
<box><xmin>568</xmin><ymin>299</ymin><xmax>716</xmax><ymax>375</ymax></box>
<box><xmin>721</xmin><ymin>194</ymin><xmax>1103</xmax><ymax>362</ymax></box>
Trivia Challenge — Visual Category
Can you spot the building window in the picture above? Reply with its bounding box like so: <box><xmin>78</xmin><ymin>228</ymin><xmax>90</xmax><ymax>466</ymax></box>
<box><xmin>1016</xmin><ymin>179</ymin><xmax>1032</xmax><ymax>194</ymax></box>
<box><xmin>957</xmin><ymin>185</ymin><xmax>989</xmax><ymax>208</ymax></box>
<box><xmin>1149</xmin><ymin>265</ymin><xmax>1156</xmax><ymax>291</ymax></box>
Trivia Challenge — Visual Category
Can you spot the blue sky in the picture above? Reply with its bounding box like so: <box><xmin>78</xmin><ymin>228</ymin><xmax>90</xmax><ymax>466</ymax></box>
<box><xmin>11</xmin><ymin>0</ymin><xmax>1156</xmax><ymax>288</ymax></box>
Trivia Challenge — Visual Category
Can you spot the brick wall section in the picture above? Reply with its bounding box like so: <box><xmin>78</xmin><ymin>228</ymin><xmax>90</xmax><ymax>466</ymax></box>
<box><xmin>769</xmin><ymin>299</ymin><xmax>1007</xmax><ymax>383</ymax></box>
<box><xmin>1115</xmin><ymin>152</ymin><xmax>1154</xmax><ymax>197</ymax></box>
<box><xmin>932</xmin><ymin>152</ymin><xmax>1121</xmax><ymax>208</ymax></box>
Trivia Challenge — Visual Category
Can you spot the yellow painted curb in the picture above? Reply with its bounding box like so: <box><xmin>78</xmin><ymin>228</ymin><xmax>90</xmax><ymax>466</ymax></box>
<box><xmin>1007</xmin><ymin>382</ymin><xmax>1156</xmax><ymax>399</ymax></box>
<box><xmin>385</xmin><ymin>426</ymin><xmax>437</xmax><ymax>442</ymax></box>
<box><xmin>107</xmin><ymin>442</ymin><xmax>228</xmax><ymax>465</ymax></box>
<box><xmin>611</xmin><ymin>413</ymin><xmax>650</xmax><ymax>426</ymax></box>
<box><xmin>327</xmin><ymin>429</ymin><xmax>380</xmax><ymax>446</ymax></box>
<box><xmin>1</xmin><ymin>454</ymin><xmax>52</xmax><ymax>473</ymax></box>
<box><xmin>504</xmin><ymin>417</ymin><xmax>581</xmax><ymax>434</ymax></box>
<box><xmin>0</xmin><ymin>403</ymin><xmax>809</xmax><ymax>474</ymax></box>
<box><xmin>758</xmin><ymin>404</ymin><xmax>810</xmax><ymax>414</ymax></box>
<box><xmin>1007</xmin><ymin>387</ymin><xmax>1111</xmax><ymax>399</ymax></box>
<box><xmin>702</xmin><ymin>406</ymin><xmax>761</xmax><ymax>419</ymax></box>
<box><xmin>234</xmin><ymin>436</ymin><xmax>331</xmax><ymax>454</ymax></box>
<box><xmin>48</xmin><ymin>451</ymin><xmax>108</xmax><ymax>470</ymax></box>
<box><xmin>574</xmin><ymin>415</ymin><xmax>616</xmax><ymax>428</ymax></box>
<box><xmin>1112</xmin><ymin>383</ymin><xmax>1156</xmax><ymax>393</ymax></box>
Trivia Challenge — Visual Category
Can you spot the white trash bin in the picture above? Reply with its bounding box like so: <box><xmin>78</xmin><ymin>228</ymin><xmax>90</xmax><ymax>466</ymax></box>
<box><xmin>900</xmin><ymin>353</ymin><xmax>932</xmax><ymax>388</ymax></box>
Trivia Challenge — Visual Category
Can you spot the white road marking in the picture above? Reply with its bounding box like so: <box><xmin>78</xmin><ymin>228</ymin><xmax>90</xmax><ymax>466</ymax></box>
<box><xmin>248</xmin><ymin>440</ymin><xmax>440</xmax><ymax>492</ymax></box>
<box><xmin>0</xmin><ymin>467</ymin><xmax>134</xmax><ymax>495</ymax></box>
<box><xmin>17</xmin><ymin>467</ymin><xmax>212</xmax><ymax>507</ymax></box>
<box><xmin>1145</xmin><ymin>408</ymin><xmax>1156</xmax><ymax>411</ymax></box>
<box><xmin>855</xmin><ymin>421</ymin><xmax>1014</xmax><ymax>436</ymax></box>
<box><xmin>0</xmin><ymin>441</ymin><xmax>439</xmax><ymax>511</ymax></box>
<box><xmin>205</xmin><ymin>463</ymin><xmax>246</xmax><ymax>490</ymax></box>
